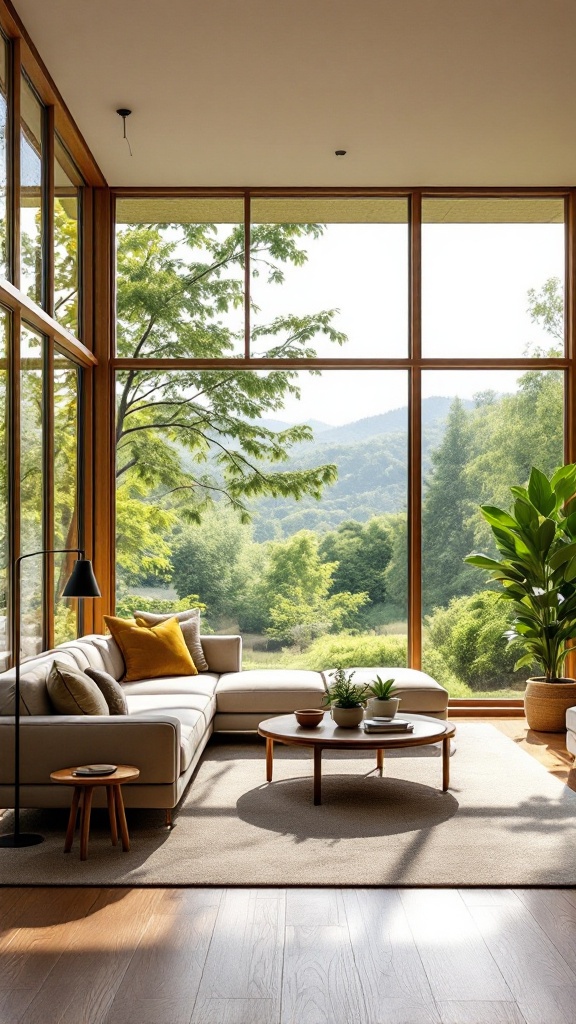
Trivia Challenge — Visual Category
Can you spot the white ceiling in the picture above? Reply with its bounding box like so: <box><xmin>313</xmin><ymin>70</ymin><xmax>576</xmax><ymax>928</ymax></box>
<box><xmin>12</xmin><ymin>0</ymin><xmax>576</xmax><ymax>187</ymax></box>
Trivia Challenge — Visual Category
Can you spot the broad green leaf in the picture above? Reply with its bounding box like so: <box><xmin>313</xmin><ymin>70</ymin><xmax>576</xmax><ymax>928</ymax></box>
<box><xmin>514</xmin><ymin>499</ymin><xmax>537</xmax><ymax>528</ymax></box>
<box><xmin>464</xmin><ymin>554</ymin><xmax>508</xmax><ymax>571</ymax></box>
<box><xmin>514</xmin><ymin>654</ymin><xmax>535</xmax><ymax>671</ymax></box>
<box><xmin>549</xmin><ymin>541</ymin><xmax>576</xmax><ymax>570</ymax></box>
<box><xmin>566</xmin><ymin>556</ymin><xmax>576</xmax><ymax>582</ymax></box>
<box><xmin>537</xmin><ymin>518</ymin><xmax>555</xmax><ymax>555</ymax></box>
<box><xmin>528</xmin><ymin>467</ymin><xmax>555</xmax><ymax>517</ymax></box>
<box><xmin>480</xmin><ymin>505</ymin><xmax>519</xmax><ymax>530</ymax></box>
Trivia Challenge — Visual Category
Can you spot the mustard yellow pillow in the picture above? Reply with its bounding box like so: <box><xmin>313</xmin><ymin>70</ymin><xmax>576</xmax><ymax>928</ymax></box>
<box><xmin>104</xmin><ymin>615</ymin><xmax>198</xmax><ymax>682</ymax></box>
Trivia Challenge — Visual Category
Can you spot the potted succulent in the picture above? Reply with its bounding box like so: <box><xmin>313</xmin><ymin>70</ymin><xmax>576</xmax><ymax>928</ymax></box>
<box><xmin>465</xmin><ymin>464</ymin><xmax>576</xmax><ymax>732</ymax></box>
<box><xmin>366</xmin><ymin>675</ymin><xmax>400</xmax><ymax>719</ymax></box>
<box><xmin>323</xmin><ymin>667</ymin><xmax>369</xmax><ymax>728</ymax></box>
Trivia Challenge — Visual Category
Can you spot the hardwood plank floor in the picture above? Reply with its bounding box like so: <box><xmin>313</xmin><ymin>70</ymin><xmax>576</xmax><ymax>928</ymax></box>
<box><xmin>0</xmin><ymin>718</ymin><xmax>575</xmax><ymax>1024</ymax></box>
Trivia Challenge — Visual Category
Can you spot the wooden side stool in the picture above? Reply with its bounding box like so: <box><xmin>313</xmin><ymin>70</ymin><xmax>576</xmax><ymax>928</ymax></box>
<box><xmin>50</xmin><ymin>765</ymin><xmax>140</xmax><ymax>861</ymax></box>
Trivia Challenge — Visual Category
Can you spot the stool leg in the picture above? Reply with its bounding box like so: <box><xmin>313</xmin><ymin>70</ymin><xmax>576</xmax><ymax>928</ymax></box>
<box><xmin>80</xmin><ymin>787</ymin><xmax>94</xmax><ymax>861</ymax></box>
<box><xmin>266</xmin><ymin>737</ymin><xmax>274</xmax><ymax>782</ymax></box>
<box><xmin>64</xmin><ymin>787</ymin><xmax>81</xmax><ymax>853</ymax></box>
<box><xmin>114</xmin><ymin>785</ymin><xmax>130</xmax><ymax>852</ymax></box>
<box><xmin>107</xmin><ymin>785</ymin><xmax>118</xmax><ymax>846</ymax></box>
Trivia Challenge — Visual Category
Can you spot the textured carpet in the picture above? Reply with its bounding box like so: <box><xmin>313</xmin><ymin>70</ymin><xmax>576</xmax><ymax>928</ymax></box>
<box><xmin>1</xmin><ymin>723</ymin><xmax>575</xmax><ymax>886</ymax></box>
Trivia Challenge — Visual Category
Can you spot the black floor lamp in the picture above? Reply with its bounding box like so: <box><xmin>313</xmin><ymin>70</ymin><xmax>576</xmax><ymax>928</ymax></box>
<box><xmin>0</xmin><ymin>548</ymin><xmax>101</xmax><ymax>849</ymax></box>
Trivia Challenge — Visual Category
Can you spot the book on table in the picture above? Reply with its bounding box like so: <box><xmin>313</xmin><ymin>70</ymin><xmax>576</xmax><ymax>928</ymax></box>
<box><xmin>363</xmin><ymin>719</ymin><xmax>414</xmax><ymax>733</ymax></box>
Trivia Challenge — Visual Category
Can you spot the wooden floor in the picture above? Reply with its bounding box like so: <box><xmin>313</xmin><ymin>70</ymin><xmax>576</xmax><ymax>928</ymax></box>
<box><xmin>1</xmin><ymin>718</ymin><xmax>576</xmax><ymax>1024</ymax></box>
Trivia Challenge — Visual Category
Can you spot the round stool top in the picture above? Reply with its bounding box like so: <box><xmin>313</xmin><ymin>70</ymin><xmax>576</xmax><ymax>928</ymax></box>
<box><xmin>50</xmin><ymin>765</ymin><xmax>140</xmax><ymax>785</ymax></box>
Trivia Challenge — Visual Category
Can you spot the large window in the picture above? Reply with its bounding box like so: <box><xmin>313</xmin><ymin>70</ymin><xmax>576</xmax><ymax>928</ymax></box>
<box><xmin>20</xmin><ymin>324</ymin><xmax>43</xmax><ymax>657</ymax></box>
<box><xmin>54</xmin><ymin>352</ymin><xmax>80</xmax><ymax>644</ymax></box>
<box><xmin>114</xmin><ymin>192</ymin><xmax>570</xmax><ymax>700</ymax></box>
<box><xmin>20</xmin><ymin>74</ymin><xmax>44</xmax><ymax>305</ymax></box>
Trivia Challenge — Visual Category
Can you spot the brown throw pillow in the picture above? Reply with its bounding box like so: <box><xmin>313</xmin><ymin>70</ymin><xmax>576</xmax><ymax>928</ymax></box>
<box><xmin>134</xmin><ymin>607</ymin><xmax>209</xmax><ymax>671</ymax></box>
<box><xmin>85</xmin><ymin>667</ymin><xmax>129</xmax><ymax>715</ymax></box>
<box><xmin>47</xmin><ymin>661</ymin><xmax>109</xmax><ymax>716</ymax></box>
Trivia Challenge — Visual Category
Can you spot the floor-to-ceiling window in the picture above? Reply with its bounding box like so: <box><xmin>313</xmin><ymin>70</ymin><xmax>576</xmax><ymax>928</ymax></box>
<box><xmin>113</xmin><ymin>192</ymin><xmax>568</xmax><ymax>698</ymax></box>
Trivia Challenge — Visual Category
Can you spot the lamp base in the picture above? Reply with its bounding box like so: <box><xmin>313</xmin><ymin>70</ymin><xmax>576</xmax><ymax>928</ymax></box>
<box><xmin>0</xmin><ymin>833</ymin><xmax>44</xmax><ymax>847</ymax></box>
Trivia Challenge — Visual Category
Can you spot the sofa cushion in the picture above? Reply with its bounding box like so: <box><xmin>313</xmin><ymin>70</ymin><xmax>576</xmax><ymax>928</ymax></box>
<box><xmin>323</xmin><ymin>667</ymin><xmax>449</xmax><ymax>713</ymax></box>
<box><xmin>126</xmin><ymin>692</ymin><xmax>216</xmax><ymax>732</ymax></box>
<box><xmin>566</xmin><ymin>705</ymin><xmax>576</xmax><ymax>733</ymax></box>
<box><xmin>104</xmin><ymin>615</ymin><xmax>198</xmax><ymax>682</ymax></box>
<box><xmin>46</xmin><ymin>661</ymin><xmax>109</xmax><ymax>716</ymax></box>
<box><xmin>85</xmin><ymin>668</ymin><xmax>129</xmax><ymax>715</ymax></box>
<box><xmin>121</xmin><ymin>673</ymin><xmax>220</xmax><ymax>698</ymax></box>
<box><xmin>0</xmin><ymin>657</ymin><xmax>55</xmax><ymax>715</ymax></box>
<box><xmin>216</xmin><ymin>669</ymin><xmax>326</xmax><ymax>714</ymax></box>
<box><xmin>135</xmin><ymin>607</ymin><xmax>209</xmax><ymax>671</ymax></box>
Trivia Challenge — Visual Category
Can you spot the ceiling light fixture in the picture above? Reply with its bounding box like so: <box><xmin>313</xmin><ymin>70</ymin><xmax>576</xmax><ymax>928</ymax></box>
<box><xmin>116</xmin><ymin>108</ymin><xmax>133</xmax><ymax>157</ymax></box>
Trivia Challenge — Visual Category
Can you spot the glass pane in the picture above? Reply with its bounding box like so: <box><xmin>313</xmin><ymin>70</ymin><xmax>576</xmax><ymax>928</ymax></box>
<box><xmin>20</xmin><ymin>324</ymin><xmax>44</xmax><ymax>658</ymax></box>
<box><xmin>115</xmin><ymin>198</ymin><xmax>245</xmax><ymax>357</ymax></box>
<box><xmin>250</xmin><ymin>198</ymin><xmax>408</xmax><ymax>358</ymax></box>
<box><xmin>54</xmin><ymin>351</ymin><xmax>79</xmax><ymax>644</ymax></box>
<box><xmin>421</xmin><ymin>367</ymin><xmax>564</xmax><ymax>697</ymax></box>
<box><xmin>0</xmin><ymin>307</ymin><xmax>9</xmax><ymax>667</ymax></box>
<box><xmin>20</xmin><ymin>75</ymin><xmax>44</xmax><ymax>305</ymax></box>
<box><xmin>0</xmin><ymin>37</ymin><xmax>9</xmax><ymax>279</ymax></box>
<box><xmin>54</xmin><ymin>137</ymin><xmax>81</xmax><ymax>334</ymax></box>
<box><xmin>422</xmin><ymin>198</ymin><xmax>565</xmax><ymax>358</ymax></box>
<box><xmin>115</xmin><ymin>367</ymin><xmax>408</xmax><ymax>669</ymax></box>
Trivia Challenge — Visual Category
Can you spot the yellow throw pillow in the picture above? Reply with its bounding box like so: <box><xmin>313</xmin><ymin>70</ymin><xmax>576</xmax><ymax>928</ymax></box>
<box><xmin>104</xmin><ymin>615</ymin><xmax>198</xmax><ymax>682</ymax></box>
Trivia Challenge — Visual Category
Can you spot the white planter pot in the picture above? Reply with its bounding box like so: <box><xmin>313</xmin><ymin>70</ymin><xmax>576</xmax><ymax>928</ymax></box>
<box><xmin>366</xmin><ymin>696</ymin><xmax>400</xmax><ymax>719</ymax></box>
<box><xmin>331</xmin><ymin>706</ymin><xmax>364</xmax><ymax>728</ymax></box>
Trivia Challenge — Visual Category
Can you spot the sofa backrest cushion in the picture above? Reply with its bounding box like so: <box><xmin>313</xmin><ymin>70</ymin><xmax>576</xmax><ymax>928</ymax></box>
<box><xmin>47</xmin><ymin>661</ymin><xmax>109</xmax><ymax>715</ymax></box>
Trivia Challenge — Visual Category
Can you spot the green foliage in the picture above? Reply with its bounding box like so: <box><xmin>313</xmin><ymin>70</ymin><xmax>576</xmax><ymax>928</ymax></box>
<box><xmin>369</xmin><ymin>675</ymin><xmax>397</xmax><ymax>699</ymax></box>
<box><xmin>322</xmin><ymin>667</ymin><xmax>370</xmax><ymax>708</ymax></box>
<box><xmin>114</xmin><ymin>219</ymin><xmax>345</xmax><ymax>578</ymax></box>
<box><xmin>465</xmin><ymin>464</ymin><xmax>576</xmax><ymax>681</ymax></box>
<box><xmin>423</xmin><ymin>591</ymin><xmax>519</xmax><ymax>691</ymax></box>
<box><xmin>115</xmin><ymin>593</ymin><xmax>207</xmax><ymax>620</ymax></box>
<box><xmin>318</xmin><ymin>517</ymin><xmax>392</xmax><ymax>603</ymax></box>
<box><xmin>257</xmin><ymin>531</ymin><xmax>368</xmax><ymax>647</ymax></box>
<box><xmin>303</xmin><ymin>632</ymin><xmax>407</xmax><ymax>671</ymax></box>
<box><xmin>170</xmin><ymin>504</ymin><xmax>259</xmax><ymax>621</ymax></box>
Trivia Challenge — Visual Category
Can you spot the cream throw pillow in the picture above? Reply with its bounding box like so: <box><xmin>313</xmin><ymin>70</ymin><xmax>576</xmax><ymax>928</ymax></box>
<box><xmin>47</xmin><ymin>661</ymin><xmax>109</xmax><ymax>715</ymax></box>
<box><xmin>134</xmin><ymin>607</ymin><xmax>209</xmax><ymax>671</ymax></box>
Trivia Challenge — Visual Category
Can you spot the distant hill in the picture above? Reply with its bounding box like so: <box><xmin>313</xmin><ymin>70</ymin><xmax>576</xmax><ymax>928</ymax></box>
<box><xmin>249</xmin><ymin>396</ymin><xmax>475</xmax><ymax>540</ymax></box>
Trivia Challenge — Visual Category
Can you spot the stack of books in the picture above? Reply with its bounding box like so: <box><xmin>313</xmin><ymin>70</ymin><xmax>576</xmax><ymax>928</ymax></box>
<box><xmin>363</xmin><ymin>718</ymin><xmax>414</xmax><ymax>733</ymax></box>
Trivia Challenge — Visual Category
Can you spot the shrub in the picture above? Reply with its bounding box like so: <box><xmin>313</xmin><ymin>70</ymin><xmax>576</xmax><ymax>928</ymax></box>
<box><xmin>303</xmin><ymin>632</ymin><xmax>407</xmax><ymax>672</ymax></box>
<box><xmin>422</xmin><ymin>590</ymin><xmax>521</xmax><ymax>691</ymax></box>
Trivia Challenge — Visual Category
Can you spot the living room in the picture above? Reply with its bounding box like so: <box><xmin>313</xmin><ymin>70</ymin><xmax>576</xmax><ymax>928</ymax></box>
<box><xmin>2</xmin><ymin>1</ymin><xmax>576</xmax><ymax>1021</ymax></box>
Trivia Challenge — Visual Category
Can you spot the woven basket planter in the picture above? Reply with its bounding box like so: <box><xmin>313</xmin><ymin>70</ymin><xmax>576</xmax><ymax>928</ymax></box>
<box><xmin>524</xmin><ymin>678</ymin><xmax>576</xmax><ymax>733</ymax></box>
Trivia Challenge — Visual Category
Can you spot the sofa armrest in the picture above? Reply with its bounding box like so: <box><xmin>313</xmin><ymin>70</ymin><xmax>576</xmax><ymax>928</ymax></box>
<box><xmin>0</xmin><ymin>715</ymin><xmax>180</xmax><ymax>784</ymax></box>
<box><xmin>200</xmin><ymin>634</ymin><xmax>242</xmax><ymax>673</ymax></box>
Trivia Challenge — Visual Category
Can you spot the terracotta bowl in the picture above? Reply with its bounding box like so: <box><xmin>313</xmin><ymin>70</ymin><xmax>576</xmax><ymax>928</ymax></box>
<box><xmin>294</xmin><ymin>709</ymin><xmax>325</xmax><ymax>728</ymax></box>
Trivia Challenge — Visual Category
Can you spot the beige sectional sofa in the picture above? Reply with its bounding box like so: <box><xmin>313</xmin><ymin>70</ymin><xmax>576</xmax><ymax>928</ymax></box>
<box><xmin>0</xmin><ymin>631</ymin><xmax>449</xmax><ymax>813</ymax></box>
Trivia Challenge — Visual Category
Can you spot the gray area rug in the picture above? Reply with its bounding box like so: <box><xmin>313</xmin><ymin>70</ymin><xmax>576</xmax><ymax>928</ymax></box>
<box><xmin>1</xmin><ymin>723</ymin><xmax>575</xmax><ymax>886</ymax></box>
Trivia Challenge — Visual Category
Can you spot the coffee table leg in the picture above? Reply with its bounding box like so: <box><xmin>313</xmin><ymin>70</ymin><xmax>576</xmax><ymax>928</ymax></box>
<box><xmin>80</xmin><ymin>786</ymin><xmax>94</xmax><ymax>861</ymax></box>
<box><xmin>114</xmin><ymin>785</ymin><xmax>130</xmax><ymax>852</ymax></box>
<box><xmin>64</xmin><ymin>786</ymin><xmax>81</xmax><ymax>853</ymax></box>
<box><xmin>442</xmin><ymin>736</ymin><xmax>450</xmax><ymax>791</ymax></box>
<box><xmin>107</xmin><ymin>785</ymin><xmax>118</xmax><ymax>846</ymax></box>
<box><xmin>313</xmin><ymin>746</ymin><xmax>322</xmax><ymax>805</ymax></box>
<box><xmin>266</xmin><ymin>737</ymin><xmax>274</xmax><ymax>782</ymax></box>
<box><xmin>376</xmin><ymin>748</ymin><xmax>384</xmax><ymax>776</ymax></box>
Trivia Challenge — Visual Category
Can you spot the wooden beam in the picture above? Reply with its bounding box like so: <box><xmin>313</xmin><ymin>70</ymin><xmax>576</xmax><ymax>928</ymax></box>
<box><xmin>0</xmin><ymin>279</ymin><xmax>96</xmax><ymax>365</ymax></box>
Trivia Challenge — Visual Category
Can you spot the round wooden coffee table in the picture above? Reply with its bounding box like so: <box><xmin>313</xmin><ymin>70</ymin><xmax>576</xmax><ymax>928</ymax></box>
<box><xmin>258</xmin><ymin>713</ymin><xmax>456</xmax><ymax>805</ymax></box>
<box><xmin>50</xmin><ymin>765</ymin><xmax>140</xmax><ymax>860</ymax></box>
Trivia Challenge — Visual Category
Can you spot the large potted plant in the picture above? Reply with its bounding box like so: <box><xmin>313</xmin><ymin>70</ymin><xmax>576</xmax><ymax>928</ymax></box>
<box><xmin>323</xmin><ymin>668</ymin><xmax>370</xmax><ymax>728</ymax></box>
<box><xmin>465</xmin><ymin>464</ymin><xmax>576</xmax><ymax>732</ymax></box>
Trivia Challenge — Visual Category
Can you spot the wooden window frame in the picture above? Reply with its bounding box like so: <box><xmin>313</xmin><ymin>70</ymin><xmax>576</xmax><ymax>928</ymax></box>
<box><xmin>111</xmin><ymin>187</ymin><xmax>576</xmax><ymax>701</ymax></box>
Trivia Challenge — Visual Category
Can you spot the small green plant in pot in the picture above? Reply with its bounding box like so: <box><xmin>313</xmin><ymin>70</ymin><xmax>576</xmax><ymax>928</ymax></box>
<box><xmin>323</xmin><ymin>668</ymin><xmax>370</xmax><ymax>728</ymax></box>
<box><xmin>465</xmin><ymin>464</ymin><xmax>576</xmax><ymax>732</ymax></box>
<box><xmin>366</xmin><ymin>675</ymin><xmax>400</xmax><ymax>719</ymax></box>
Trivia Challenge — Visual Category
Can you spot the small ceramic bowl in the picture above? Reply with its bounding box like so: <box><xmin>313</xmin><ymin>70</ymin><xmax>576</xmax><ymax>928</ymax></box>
<box><xmin>294</xmin><ymin>708</ymin><xmax>325</xmax><ymax>728</ymax></box>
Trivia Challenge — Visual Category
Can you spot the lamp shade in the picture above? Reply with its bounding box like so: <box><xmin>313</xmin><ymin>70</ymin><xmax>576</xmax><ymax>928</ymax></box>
<box><xmin>61</xmin><ymin>559</ymin><xmax>101</xmax><ymax>598</ymax></box>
